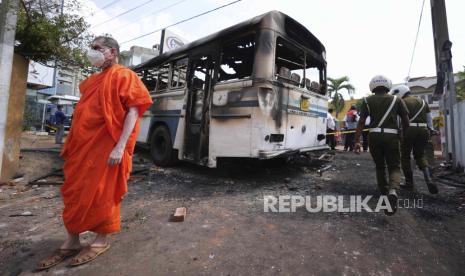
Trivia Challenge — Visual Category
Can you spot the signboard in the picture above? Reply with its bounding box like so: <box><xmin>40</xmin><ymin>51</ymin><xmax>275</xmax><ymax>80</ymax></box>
<box><xmin>27</xmin><ymin>61</ymin><xmax>54</xmax><ymax>87</ymax></box>
<box><xmin>162</xmin><ymin>29</ymin><xmax>189</xmax><ymax>53</ymax></box>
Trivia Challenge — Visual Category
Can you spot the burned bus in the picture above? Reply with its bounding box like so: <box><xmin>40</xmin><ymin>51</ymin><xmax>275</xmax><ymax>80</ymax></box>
<box><xmin>133</xmin><ymin>11</ymin><xmax>328</xmax><ymax>167</ymax></box>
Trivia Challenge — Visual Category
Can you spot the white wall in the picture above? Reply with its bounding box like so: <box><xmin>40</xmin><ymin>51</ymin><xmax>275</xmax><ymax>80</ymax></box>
<box><xmin>453</xmin><ymin>101</ymin><xmax>465</xmax><ymax>168</ymax></box>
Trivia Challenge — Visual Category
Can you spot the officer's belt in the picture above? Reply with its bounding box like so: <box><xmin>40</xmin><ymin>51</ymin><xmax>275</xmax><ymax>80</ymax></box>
<box><xmin>369</xmin><ymin>127</ymin><xmax>398</xmax><ymax>134</ymax></box>
<box><xmin>409</xmin><ymin>122</ymin><xmax>427</xmax><ymax>127</ymax></box>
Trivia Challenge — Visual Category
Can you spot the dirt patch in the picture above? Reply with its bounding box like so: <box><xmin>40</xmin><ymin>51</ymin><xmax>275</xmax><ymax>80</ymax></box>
<box><xmin>1</xmin><ymin>149</ymin><xmax>464</xmax><ymax>275</ymax></box>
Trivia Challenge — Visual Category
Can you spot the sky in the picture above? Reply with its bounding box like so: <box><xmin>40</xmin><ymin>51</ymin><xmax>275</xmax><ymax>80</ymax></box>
<box><xmin>80</xmin><ymin>0</ymin><xmax>465</xmax><ymax>99</ymax></box>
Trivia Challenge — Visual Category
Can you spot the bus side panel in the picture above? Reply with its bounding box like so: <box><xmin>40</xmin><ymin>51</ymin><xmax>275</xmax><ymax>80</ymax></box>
<box><xmin>172</xmin><ymin>108</ymin><xmax>186</xmax><ymax>155</ymax></box>
<box><xmin>146</xmin><ymin>93</ymin><xmax>185</xmax><ymax>146</ymax></box>
<box><xmin>209</xmin><ymin>112</ymin><xmax>252</xmax><ymax>158</ymax></box>
<box><xmin>136</xmin><ymin>115</ymin><xmax>151</xmax><ymax>143</ymax></box>
<box><xmin>284</xmin><ymin>90</ymin><xmax>327</xmax><ymax>149</ymax></box>
<box><xmin>209</xmin><ymin>86</ymin><xmax>256</xmax><ymax>160</ymax></box>
<box><xmin>315</xmin><ymin>96</ymin><xmax>329</xmax><ymax>147</ymax></box>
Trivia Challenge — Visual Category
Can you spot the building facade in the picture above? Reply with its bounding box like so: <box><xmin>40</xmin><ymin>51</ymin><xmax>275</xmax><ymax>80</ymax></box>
<box><xmin>24</xmin><ymin>63</ymin><xmax>84</xmax><ymax>130</ymax></box>
<box><xmin>36</xmin><ymin>67</ymin><xmax>84</xmax><ymax>98</ymax></box>
<box><xmin>120</xmin><ymin>46</ymin><xmax>159</xmax><ymax>68</ymax></box>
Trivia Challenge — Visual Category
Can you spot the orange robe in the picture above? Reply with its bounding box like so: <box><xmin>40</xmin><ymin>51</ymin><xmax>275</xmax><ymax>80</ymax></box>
<box><xmin>60</xmin><ymin>64</ymin><xmax>152</xmax><ymax>234</ymax></box>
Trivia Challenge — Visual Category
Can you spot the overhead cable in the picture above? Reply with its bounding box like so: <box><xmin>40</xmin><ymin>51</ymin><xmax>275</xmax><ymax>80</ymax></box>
<box><xmin>121</xmin><ymin>0</ymin><xmax>242</xmax><ymax>45</ymax></box>
<box><xmin>406</xmin><ymin>0</ymin><xmax>426</xmax><ymax>81</ymax></box>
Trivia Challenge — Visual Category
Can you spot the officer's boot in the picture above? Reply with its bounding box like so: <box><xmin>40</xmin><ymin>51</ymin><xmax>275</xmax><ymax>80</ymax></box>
<box><xmin>423</xmin><ymin>167</ymin><xmax>438</xmax><ymax>194</ymax></box>
<box><xmin>401</xmin><ymin>171</ymin><xmax>415</xmax><ymax>192</ymax></box>
<box><xmin>385</xmin><ymin>189</ymin><xmax>398</xmax><ymax>216</ymax></box>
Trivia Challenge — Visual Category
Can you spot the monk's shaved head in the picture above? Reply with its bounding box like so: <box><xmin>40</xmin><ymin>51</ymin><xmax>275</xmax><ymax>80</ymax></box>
<box><xmin>92</xmin><ymin>36</ymin><xmax>120</xmax><ymax>55</ymax></box>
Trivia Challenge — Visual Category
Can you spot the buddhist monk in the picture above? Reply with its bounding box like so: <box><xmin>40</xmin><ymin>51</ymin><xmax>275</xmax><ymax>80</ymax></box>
<box><xmin>37</xmin><ymin>36</ymin><xmax>152</xmax><ymax>269</ymax></box>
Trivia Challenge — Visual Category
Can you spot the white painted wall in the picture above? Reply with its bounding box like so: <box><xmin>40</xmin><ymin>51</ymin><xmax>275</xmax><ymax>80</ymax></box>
<box><xmin>0</xmin><ymin>0</ymin><xmax>19</xmax><ymax>179</ymax></box>
<box><xmin>453</xmin><ymin>101</ymin><xmax>465</xmax><ymax>168</ymax></box>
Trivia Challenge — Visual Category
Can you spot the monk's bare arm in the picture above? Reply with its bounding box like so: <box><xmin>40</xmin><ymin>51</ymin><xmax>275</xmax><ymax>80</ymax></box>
<box><xmin>108</xmin><ymin>107</ymin><xmax>139</xmax><ymax>165</ymax></box>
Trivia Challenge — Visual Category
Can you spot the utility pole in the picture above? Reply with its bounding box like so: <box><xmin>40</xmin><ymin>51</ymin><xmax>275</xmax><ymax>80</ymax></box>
<box><xmin>0</xmin><ymin>0</ymin><xmax>20</xmax><ymax>180</ymax></box>
<box><xmin>431</xmin><ymin>0</ymin><xmax>460</xmax><ymax>168</ymax></box>
<box><xmin>51</xmin><ymin>0</ymin><xmax>65</xmax><ymax>95</ymax></box>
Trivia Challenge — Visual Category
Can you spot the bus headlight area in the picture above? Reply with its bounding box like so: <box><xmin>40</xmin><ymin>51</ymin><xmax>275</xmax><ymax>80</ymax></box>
<box><xmin>258</xmin><ymin>87</ymin><xmax>278</xmax><ymax>116</ymax></box>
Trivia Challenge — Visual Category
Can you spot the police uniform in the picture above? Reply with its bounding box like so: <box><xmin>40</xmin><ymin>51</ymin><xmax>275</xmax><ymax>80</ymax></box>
<box><xmin>425</xmin><ymin>134</ymin><xmax>436</xmax><ymax>167</ymax></box>
<box><xmin>360</xmin><ymin>94</ymin><xmax>409</xmax><ymax>194</ymax></box>
<box><xmin>400</xmin><ymin>95</ymin><xmax>438</xmax><ymax>193</ymax></box>
<box><xmin>400</xmin><ymin>95</ymin><xmax>430</xmax><ymax>185</ymax></box>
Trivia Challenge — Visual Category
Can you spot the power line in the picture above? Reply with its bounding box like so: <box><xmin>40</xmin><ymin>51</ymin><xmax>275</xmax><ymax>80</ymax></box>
<box><xmin>100</xmin><ymin>0</ymin><xmax>123</xmax><ymax>11</ymax></box>
<box><xmin>108</xmin><ymin>0</ymin><xmax>189</xmax><ymax>33</ymax></box>
<box><xmin>121</xmin><ymin>0</ymin><xmax>242</xmax><ymax>45</ymax></box>
<box><xmin>91</xmin><ymin>0</ymin><xmax>157</xmax><ymax>29</ymax></box>
<box><xmin>406</xmin><ymin>0</ymin><xmax>426</xmax><ymax>81</ymax></box>
<box><xmin>84</xmin><ymin>0</ymin><xmax>124</xmax><ymax>18</ymax></box>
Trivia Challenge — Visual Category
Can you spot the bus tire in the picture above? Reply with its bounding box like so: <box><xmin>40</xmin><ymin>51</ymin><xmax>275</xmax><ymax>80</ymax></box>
<box><xmin>150</xmin><ymin>125</ymin><xmax>176</xmax><ymax>166</ymax></box>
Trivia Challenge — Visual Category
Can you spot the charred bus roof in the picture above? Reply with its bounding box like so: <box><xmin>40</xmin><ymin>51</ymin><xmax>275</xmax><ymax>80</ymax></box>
<box><xmin>132</xmin><ymin>10</ymin><xmax>325</xmax><ymax>71</ymax></box>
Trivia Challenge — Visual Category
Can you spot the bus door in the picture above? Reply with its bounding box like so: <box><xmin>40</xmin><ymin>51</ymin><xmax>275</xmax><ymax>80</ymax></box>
<box><xmin>183</xmin><ymin>55</ymin><xmax>214</xmax><ymax>164</ymax></box>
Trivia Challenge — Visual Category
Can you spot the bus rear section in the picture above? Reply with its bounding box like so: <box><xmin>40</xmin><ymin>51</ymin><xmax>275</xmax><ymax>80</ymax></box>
<box><xmin>133</xmin><ymin>11</ymin><xmax>328</xmax><ymax>168</ymax></box>
<box><xmin>208</xmin><ymin>25</ymin><xmax>328</xmax><ymax>167</ymax></box>
<box><xmin>209</xmin><ymin>83</ymin><xmax>328</xmax><ymax>167</ymax></box>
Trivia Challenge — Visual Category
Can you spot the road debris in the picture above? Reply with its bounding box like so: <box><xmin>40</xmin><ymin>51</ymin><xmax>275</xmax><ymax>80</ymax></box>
<box><xmin>27</xmin><ymin>168</ymin><xmax>63</xmax><ymax>186</ymax></box>
<box><xmin>20</xmin><ymin>148</ymin><xmax>61</xmax><ymax>153</ymax></box>
<box><xmin>3</xmin><ymin>135</ymin><xmax>465</xmax><ymax>275</ymax></box>
<box><xmin>42</xmin><ymin>192</ymin><xmax>57</xmax><ymax>199</ymax></box>
<box><xmin>317</xmin><ymin>165</ymin><xmax>333</xmax><ymax>176</ymax></box>
<box><xmin>170</xmin><ymin>207</ymin><xmax>187</xmax><ymax>222</ymax></box>
<box><xmin>9</xmin><ymin>211</ymin><xmax>34</xmax><ymax>217</ymax></box>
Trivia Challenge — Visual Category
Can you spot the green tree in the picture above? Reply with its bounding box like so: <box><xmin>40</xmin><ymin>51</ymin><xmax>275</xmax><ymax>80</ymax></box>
<box><xmin>457</xmin><ymin>66</ymin><xmax>465</xmax><ymax>102</ymax></box>
<box><xmin>327</xmin><ymin>76</ymin><xmax>355</xmax><ymax>118</ymax></box>
<box><xmin>15</xmin><ymin>0</ymin><xmax>93</xmax><ymax>69</ymax></box>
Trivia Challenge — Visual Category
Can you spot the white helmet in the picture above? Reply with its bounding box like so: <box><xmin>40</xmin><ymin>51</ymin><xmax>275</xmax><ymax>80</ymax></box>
<box><xmin>390</xmin><ymin>84</ymin><xmax>410</xmax><ymax>98</ymax></box>
<box><xmin>369</xmin><ymin>75</ymin><xmax>392</xmax><ymax>92</ymax></box>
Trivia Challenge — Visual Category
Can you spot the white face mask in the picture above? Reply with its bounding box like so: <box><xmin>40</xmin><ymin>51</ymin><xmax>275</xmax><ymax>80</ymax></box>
<box><xmin>86</xmin><ymin>49</ymin><xmax>106</xmax><ymax>67</ymax></box>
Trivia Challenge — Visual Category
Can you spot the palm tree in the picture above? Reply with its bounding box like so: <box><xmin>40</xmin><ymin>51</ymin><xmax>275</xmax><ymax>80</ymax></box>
<box><xmin>327</xmin><ymin>76</ymin><xmax>355</xmax><ymax>118</ymax></box>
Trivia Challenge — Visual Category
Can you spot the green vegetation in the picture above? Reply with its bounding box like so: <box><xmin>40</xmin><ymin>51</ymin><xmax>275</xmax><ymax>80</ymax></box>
<box><xmin>327</xmin><ymin>76</ymin><xmax>355</xmax><ymax>118</ymax></box>
<box><xmin>15</xmin><ymin>0</ymin><xmax>92</xmax><ymax>69</ymax></box>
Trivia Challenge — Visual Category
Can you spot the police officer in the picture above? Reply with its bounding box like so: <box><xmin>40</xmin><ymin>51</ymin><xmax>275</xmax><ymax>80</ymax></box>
<box><xmin>354</xmin><ymin>75</ymin><xmax>410</xmax><ymax>215</ymax></box>
<box><xmin>390</xmin><ymin>85</ymin><xmax>438</xmax><ymax>194</ymax></box>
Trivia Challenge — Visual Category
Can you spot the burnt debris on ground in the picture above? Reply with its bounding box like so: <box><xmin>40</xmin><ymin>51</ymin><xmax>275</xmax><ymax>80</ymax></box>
<box><xmin>1</xmin><ymin>148</ymin><xmax>465</xmax><ymax>275</ymax></box>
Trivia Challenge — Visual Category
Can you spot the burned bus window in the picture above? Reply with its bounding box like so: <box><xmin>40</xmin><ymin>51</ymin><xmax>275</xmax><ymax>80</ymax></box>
<box><xmin>139</xmin><ymin>68</ymin><xmax>158</xmax><ymax>93</ymax></box>
<box><xmin>171</xmin><ymin>58</ymin><xmax>188</xmax><ymax>89</ymax></box>
<box><xmin>304</xmin><ymin>54</ymin><xmax>325</xmax><ymax>95</ymax></box>
<box><xmin>218</xmin><ymin>34</ymin><xmax>255</xmax><ymax>82</ymax></box>
<box><xmin>158</xmin><ymin>63</ymin><xmax>170</xmax><ymax>91</ymax></box>
<box><xmin>275</xmin><ymin>37</ymin><xmax>305</xmax><ymax>87</ymax></box>
<box><xmin>304</xmin><ymin>67</ymin><xmax>321</xmax><ymax>93</ymax></box>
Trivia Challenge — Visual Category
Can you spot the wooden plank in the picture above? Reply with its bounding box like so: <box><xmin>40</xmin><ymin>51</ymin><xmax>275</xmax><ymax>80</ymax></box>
<box><xmin>170</xmin><ymin>207</ymin><xmax>187</xmax><ymax>222</ymax></box>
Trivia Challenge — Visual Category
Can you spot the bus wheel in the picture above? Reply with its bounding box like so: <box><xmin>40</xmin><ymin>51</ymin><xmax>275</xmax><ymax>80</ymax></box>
<box><xmin>150</xmin><ymin>125</ymin><xmax>176</xmax><ymax>166</ymax></box>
